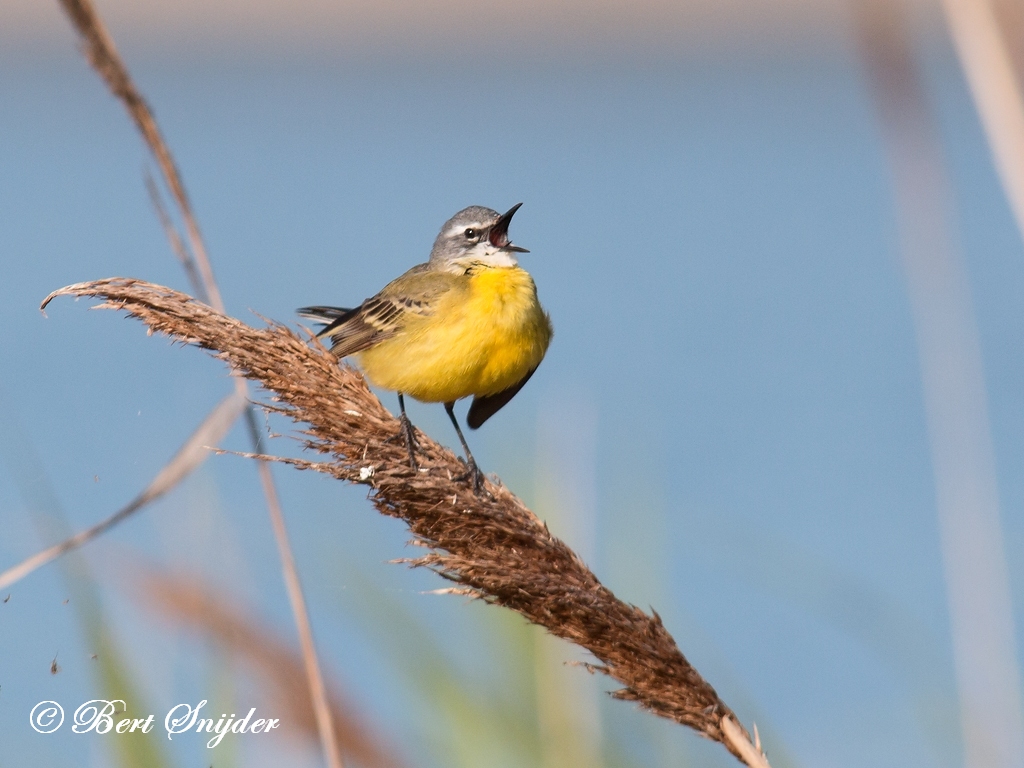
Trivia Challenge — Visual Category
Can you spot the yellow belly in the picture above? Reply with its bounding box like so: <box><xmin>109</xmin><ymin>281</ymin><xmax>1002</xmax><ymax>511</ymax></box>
<box><xmin>355</xmin><ymin>266</ymin><xmax>552</xmax><ymax>403</ymax></box>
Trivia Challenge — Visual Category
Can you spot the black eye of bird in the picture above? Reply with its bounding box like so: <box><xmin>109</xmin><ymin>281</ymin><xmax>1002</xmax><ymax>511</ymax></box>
<box><xmin>464</xmin><ymin>228</ymin><xmax>477</xmax><ymax>240</ymax></box>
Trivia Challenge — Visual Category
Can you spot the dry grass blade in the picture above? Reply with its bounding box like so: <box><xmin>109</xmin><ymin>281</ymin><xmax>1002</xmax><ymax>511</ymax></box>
<box><xmin>131</xmin><ymin>567</ymin><xmax>406</xmax><ymax>768</ymax></box>
<box><xmin>254</xmin><ymin>452</ymin><xmax>344</xmax><ymax>768</ymax></box>
<box><xmin>721</xmin><ymin>717</ymin><xmax>771</xmax><ymax>768</ymax></box>
<box><xmin>57</xmin><ymin>0</ymin><xmax>221</xmax><ymax>311</ymax></box>
<box><xmin>56</xmin><ymin>3</ymin><xmax>343</xmax><ymax>765</ymax></box>
<box><xmin>144</xmin><ymin>172</ymin><xmax>205</xmax><ymax>300</ymax></box>
<box><xmin>0</xmin><ymin>389</ymin><xmax>247</xmax><ymax>592</ymax></box>
<box><xmin>42</xmin><ymin>277</ymin><xmax>771</xmax><ymax>767</ymax></box>
<box><xmin>856</xmin><ymin>4</ymin><xmax>1024</xmax><ymax>765</ymax></box>
<box><xmin>942</xmin><ymin>0</ymin><xmax>1024</xmax><ymax>248</ymax></box>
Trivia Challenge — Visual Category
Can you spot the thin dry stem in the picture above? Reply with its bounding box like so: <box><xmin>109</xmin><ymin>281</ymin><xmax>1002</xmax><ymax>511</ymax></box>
<box><xmin>133</xmin><ymin>567</ymin><xmax>405</xmax><ymax>768</ymax></box>
<box><xmin>721</xmin><ymin>717</ymin><xmax>771</xmax><ymax>768</ymax></box>
<box><xmin>258</xmin><ymin>457</ymin><xmax>344</xmax><ymax>768</ymax></box>
<box><xmin>0</xmin><ymin>389</ymin><xmax>247</xmax><ymax>591</ymax></box>
<box><xmin>144</xmin><ymin>172</ymin><xmax>204</xmax><ymax>300</ymax></box>
<box><xmin>855</xmin><ymin>3</ymin><xmax>1024</xmax><ymax>765</ymax></box>
<box><xmin>42</xmin><ymin>278</ymin><xmax>771</xmax><ymax>767</ymax></box>
<box><xmin>942</xmin><ymin>0</ymin><xmax>1024</xmax><ymax>249</ymax></box>
<box><xmin>55</xmin><ymin>5</ymin><xmax>344</xmax><ymax>764</ymax></box>
<box><xmin>57</xmin><ymin>0</ymin><xmax>221</xmax><ymax>311</ymax></box>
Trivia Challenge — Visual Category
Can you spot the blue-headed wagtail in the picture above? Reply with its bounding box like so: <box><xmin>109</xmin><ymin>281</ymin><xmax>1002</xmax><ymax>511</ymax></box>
<box><xmin>298</xmin><ymin>204</ymin><xmax>552</xmax><ymax>491</ymax></box>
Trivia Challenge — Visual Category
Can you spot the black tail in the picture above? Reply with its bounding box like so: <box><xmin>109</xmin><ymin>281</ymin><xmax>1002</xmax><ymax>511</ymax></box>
<box><xmin>296</xmin><ymin>305</ymin><xmax>354</xmax><ymax>325</ymax></box>
<box><xmin>296</xmin><ymin>304</ymin><xmax>361</xmax><ymax>344</ymax></box>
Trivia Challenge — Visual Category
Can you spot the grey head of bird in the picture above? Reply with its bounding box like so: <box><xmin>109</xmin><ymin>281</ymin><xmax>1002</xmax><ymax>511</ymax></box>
<box><xmin>429</xmin><ymin>203</ymin><xmax>529</xmax><ymax>270</ymax></box>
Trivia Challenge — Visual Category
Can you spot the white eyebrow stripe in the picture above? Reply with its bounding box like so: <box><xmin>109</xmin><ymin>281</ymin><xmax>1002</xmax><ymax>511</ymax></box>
<box><xmin>444</xmin><ymin>222</ymin><xmax>489</xmax><ymax>238</ymax></box>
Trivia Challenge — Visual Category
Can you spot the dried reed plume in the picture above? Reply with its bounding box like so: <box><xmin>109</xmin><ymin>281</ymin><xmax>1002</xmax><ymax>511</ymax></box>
<box><xmin>134</xmin><ymin>567</ymin><xmax>406</xmax><ymax>768</ymax></box>
<box><xmin>57</xmin><ymin>0</ymin><xmax>219</xmax><ymax>308</ymax></box>
<box><xmin>42</xmin><ymin>277</ymin><xmax>771</xmax><ymax>768</ymax></box>
<box><xmin>55</xmin><ymin>2</ymin><xmax>343</xmax><ymax>763</ymax></box>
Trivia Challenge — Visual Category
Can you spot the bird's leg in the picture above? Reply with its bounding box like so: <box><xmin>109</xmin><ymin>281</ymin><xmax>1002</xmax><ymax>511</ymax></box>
<box><xmin>396</xmin><ymin>392</ymin><xmax>418</xmax><ymax>470</ymax></box>
<box><xmin>444</xmin><ymin>401</ymin><xmax>483</xmax><ymax>493</ymax></box>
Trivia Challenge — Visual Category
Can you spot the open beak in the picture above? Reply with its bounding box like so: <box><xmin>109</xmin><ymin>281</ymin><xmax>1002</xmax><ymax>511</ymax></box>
<box><xmin>489</xmin><ymin>202</ymin><xmax>530</xmax><ymax>253</ymax></box>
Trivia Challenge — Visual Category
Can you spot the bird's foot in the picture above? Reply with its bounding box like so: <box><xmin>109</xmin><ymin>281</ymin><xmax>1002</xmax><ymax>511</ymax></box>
<box><xmin>453</xmin><ymin>457</ymin><xmax>485</xmax><ymax>495</ymax></box>
<box><xmin>385</xmin><ymin>413</ymin><xmax>419</xmax><ymax>470</ymax></box>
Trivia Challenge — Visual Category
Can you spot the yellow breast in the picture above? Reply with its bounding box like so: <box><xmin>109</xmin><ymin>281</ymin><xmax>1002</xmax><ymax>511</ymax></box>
<box><xmin>356</xmin><ymin>265</ymin><xmax>552</xmax><ymax>403</ymax></box>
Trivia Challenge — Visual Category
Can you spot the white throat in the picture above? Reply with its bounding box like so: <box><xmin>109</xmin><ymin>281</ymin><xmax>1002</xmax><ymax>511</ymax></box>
<box><xmin>451</xmin><ymin>242</ymin><xmax>519</xmax><ymax>269</ymax></box>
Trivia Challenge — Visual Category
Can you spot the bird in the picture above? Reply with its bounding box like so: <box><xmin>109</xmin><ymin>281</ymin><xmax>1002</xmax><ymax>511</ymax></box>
<box><xmin>298</xmin><ymin>203</ymin><xmax>552</xmax><ymax>491</ymax></box>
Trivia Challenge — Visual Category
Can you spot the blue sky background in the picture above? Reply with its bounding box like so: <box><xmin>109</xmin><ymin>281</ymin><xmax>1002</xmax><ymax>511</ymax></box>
<box><xmin>3</xmin><ymin>13</ymin><xmax>1024</xmax><ymax>768</ymax></box>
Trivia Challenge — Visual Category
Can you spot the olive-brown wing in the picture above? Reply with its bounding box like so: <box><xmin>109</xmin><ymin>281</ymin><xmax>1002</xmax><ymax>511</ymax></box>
<box><xmin>303</xmin><ymin>264</ymin><xmax>455</xmax><ymax>358</ymax></box>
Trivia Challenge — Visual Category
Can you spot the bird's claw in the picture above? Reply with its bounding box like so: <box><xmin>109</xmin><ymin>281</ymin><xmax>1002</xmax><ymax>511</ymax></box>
<box><xmin>385</xmin><ymin>413</ymin><xmax>419</xmax><ymax>470</ymax></box>
<box><xmin>453</xmin><ymin>458</ymin><xmax>485</xmax><ymax>495</ymax></box>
